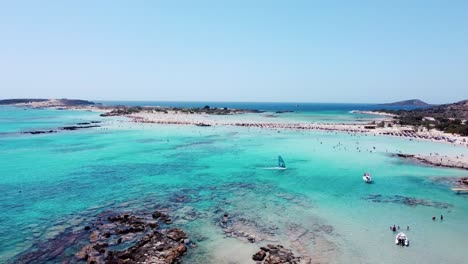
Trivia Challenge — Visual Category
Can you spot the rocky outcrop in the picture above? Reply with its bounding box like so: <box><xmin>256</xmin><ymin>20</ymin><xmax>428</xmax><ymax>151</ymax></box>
<box><xmin>106</xmin><ymin>228</ymin><xmax>187</xmax><ymax>264</ymax></box>
<box><xmin>75</xmin><ymin>211</ymin><xmax>189</xmax><ymax>264</ymax></box>
<box><xmin>16</xmin><ymin>210</ymin><xmax>190</xmax><ymax>264</ymax></box>
<box><xmin>252</xmin><ymin>244</ymin><xmax>303</xmax><ymax>264</ymax></box>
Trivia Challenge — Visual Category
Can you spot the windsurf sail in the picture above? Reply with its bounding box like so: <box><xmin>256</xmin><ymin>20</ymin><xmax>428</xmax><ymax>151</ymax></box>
<box><xmin>278</xmin><ymin>156</ymin><xmax>286</xmax><ymax>168</ymax></box>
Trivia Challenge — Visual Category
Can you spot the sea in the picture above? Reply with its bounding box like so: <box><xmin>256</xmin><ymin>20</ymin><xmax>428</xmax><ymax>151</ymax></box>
<box><xmin>0</xmin><ymin>102</ymin><xmax>467</xmax><ymax>264</ymax></box>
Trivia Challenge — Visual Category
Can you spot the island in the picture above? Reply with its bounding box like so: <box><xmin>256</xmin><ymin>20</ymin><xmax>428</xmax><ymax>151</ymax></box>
<box><xmin>378</xmin><ymin>99</ymin><xmax>431</xmax><ymax>107</ymax></box>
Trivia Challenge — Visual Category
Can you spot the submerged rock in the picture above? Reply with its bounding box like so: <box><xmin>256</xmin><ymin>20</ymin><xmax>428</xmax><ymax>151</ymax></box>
<box><xmin>15</xmin><ymin>210</ymin><xmax>189</xmax><ymax>264</ymax></box>
<box><xmin>107</xmin><ymin>228</ymin><xmax>187</xmax><ymax>264</ymax></box>
<box><xmin>23</xmin><ymin>130</ymin><xmax>57</xmax><ymax>135</ymax></box>
<box><xmin>363</xmin><ymin>194</ymin><xmax>452</xmax><ymax>209</ymax></box>
<box><xmin>252</xmin><ymin>244</ymin><xmax>303</xmax><ymax>264</ymax></box>
<box><xmin>61</xmin><ymin>125</ymin><xmax>100</xmax><ymax>130</ymax></box>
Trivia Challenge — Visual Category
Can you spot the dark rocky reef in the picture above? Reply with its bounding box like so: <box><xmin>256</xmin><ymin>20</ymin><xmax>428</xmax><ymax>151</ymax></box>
<box><xmin>457</xmin><ymin>177</ymin><xmax>468</xmax><ymax>186</ymax></box>
<box><xmin>106</xmin><ymin>228</ymin><xmax>187</xmax><ymax>264</ymax></box>
<box><xmin>252</xmin><ymin>244</ymin><xmax>303</xmax><ymax>264</ymax></box>
<box><xmin>23</xmin><ymin>130</ymin><xmax>57</xmax><ymax>135</ymax></box>
<box><xmin>15</xmin><ymin>210</ymin><xmax>190</xmax><ymax>264</ymax></box>
<box><xmin>22</xmin><ymin>121</ymin><xmax>101</xmax><ymax>135</ymax></box>
<box><xmin>195</xmin><ymin>123</ymin><xmax>211</xmax><ymax>127</ymax></box>
<box><xmin>363</xmin><ymin>194</ymin><xmax>452</xmax><ymax>209</ymax></box>
<box><xmin>60</xmin><ymin>125</ymin><xmax>100</xmax><ymax>131</ymax></box>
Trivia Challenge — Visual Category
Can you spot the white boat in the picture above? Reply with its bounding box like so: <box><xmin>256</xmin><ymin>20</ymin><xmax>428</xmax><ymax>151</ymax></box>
<box><xmin>395</xmin><ymin>232</ymin><xmax>409</xmax><ymax>246</ymax></box>
<box><xmin>362</xmin><ymin>172</ymin><xmax>372</xmax><ymax>183</ymax></box>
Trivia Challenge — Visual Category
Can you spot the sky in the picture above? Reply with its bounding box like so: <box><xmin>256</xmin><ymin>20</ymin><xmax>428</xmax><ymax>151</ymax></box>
<box><xmin>0</xmin><ymin>0</ymin><xmax>467</xmax><ymax>104</ymax></box>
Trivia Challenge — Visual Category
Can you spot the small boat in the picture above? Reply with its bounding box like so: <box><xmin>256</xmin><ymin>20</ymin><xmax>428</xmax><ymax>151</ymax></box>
<box><xmin>395</xmin><ymin>232</ymin><xmax>409</xmax><ymax>246</ymax></box>
<box><xmin>362</xmin><ymin>172</ymin><xmax>372</xmax><ymax>183</ymax></box>
<box><xmin>451</xmin><ymin>187</ymin><xmax>468</xmax><ymax>194</ymax></box>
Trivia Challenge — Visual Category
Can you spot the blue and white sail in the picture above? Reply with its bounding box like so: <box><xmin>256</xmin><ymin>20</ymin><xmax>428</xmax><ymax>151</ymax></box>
<box><xmin>278</xmin><ymin>156</ymin><xmax>286</xmax><ymax>168</ymax></box>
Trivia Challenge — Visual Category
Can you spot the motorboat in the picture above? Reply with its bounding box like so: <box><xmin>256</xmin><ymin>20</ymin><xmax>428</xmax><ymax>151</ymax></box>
<box><xmin>395</xmin><ymin>232</ymin><xmax>409</xmax><ymax>246</ymax></box>
<box><xmin>362</xmin><ymin>172</ymin><xmax>372</xmax><ymax>183</ymax></box>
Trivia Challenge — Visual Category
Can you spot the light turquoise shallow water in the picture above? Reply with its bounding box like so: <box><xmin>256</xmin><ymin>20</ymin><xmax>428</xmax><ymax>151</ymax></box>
<box><xmin>0</xmin><ymin>106</ymin><xmax>467</xmax><ymax>263</ymax></box>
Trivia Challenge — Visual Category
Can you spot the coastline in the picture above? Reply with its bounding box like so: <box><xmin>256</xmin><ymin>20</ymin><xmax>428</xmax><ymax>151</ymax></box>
<box><xmin>395</xmin><ymin>153</ymin><xmax>468</xmax><ymax>170</ymax></box>
<box><xmin>3</xmin><ymin>100</ymin><xmax>468</xmax><ymax>169</ymax></box>
<box><xmin>2</xmin><ymin>100</ymin><xmax>468</xmax><ymax>264</ymax></box>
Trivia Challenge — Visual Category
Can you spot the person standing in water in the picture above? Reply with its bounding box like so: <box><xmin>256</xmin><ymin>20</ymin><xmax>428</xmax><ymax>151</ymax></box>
<box><xmin>441</xmin><ymin>215</ymin><xmax>444</xmax><ymax>221</ymax></box>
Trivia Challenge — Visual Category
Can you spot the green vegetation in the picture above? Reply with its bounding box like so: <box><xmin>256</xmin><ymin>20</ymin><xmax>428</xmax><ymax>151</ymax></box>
<box><xmin>376</xmin><ymin>101</ymin><xmax>468</xmax><ymax>136</ymax></box>
<box><xmin>100</xmin><ymin>105</ymin><xmax>263</xmax><ymax>117</ymax></box>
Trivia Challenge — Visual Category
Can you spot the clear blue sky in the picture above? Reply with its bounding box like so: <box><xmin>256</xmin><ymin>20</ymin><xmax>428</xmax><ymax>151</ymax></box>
<box><xmin>1</xmin><ymin>1</ymin><xmax>467</xmax><ymax>103</ymax></box>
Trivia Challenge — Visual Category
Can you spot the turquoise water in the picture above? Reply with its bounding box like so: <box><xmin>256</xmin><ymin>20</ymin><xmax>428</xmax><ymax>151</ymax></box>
<box><xmin>1</xmin><ymin>106</ymin><xmax>467</xmax><ymax>263</ymax></box>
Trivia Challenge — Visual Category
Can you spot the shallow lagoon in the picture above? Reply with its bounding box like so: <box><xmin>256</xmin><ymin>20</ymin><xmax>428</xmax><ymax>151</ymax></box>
<box><xmin>0</xmin><ymin>106</ymin><xmax>467</xmax><ymax>263</ymax></box>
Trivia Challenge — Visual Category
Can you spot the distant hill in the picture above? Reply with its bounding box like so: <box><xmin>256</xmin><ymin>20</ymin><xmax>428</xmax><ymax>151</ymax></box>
<box><xmin>419</xmin><ymin>99</ymin><xmax>468</xmax><ymax>120</ymax></box>
<box><xmin>378</xmin><ymin>99</ymin><xmax>468</xmax><ymax>135</ymax></box>
<box><xmin>379</xmin><ymin>99</ymin><xmax>430</xmax><ymax>107</ymax></box>
<box><xmin>0</xmin><ymin>98</ymin><xmax>49</xmax><ymax>104</ymax></box>
<box><xmin>0</xmin><ymin>98</ymin><xmax>95</xmax><ymax>106</ymax></box>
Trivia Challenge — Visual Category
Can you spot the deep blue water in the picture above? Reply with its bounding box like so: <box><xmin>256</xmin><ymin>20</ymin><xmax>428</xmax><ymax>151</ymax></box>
<box><xmin>97</xmin><ymin>101</ymin><xmax>427</xmax><ymax>112</ymax></box>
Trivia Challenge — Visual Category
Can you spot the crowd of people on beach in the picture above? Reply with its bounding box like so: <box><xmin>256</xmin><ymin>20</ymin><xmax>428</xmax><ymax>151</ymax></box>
<box><xmin>126</xmin><ymin>113</ymin><xmax>468</xmax><ymax>148</ymax></box>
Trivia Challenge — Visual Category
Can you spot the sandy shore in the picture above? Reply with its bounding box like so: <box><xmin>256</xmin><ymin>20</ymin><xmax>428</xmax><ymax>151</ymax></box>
<box><xmin>395</xmin><ymin>154</ymin><xmax>468</xmax><ymax>170</ymax></box>
<box><xmin>7</xmin><ymin>100</ymin><xmax>468</xmax><ymax>169</ymax></box>
<box><xmin>350</xmin><ymin>110</ymin><xmax>397</xmax><ymax>117</ymax></box>
<box><xmin>124</xmin><ymin>111</ymin><xmax>468</xmax><ymax>147</ymax></box>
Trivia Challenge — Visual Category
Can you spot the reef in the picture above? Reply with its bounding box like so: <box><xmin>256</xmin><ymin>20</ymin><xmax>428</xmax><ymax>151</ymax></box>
<box><xmin>252</xmin><ymin>244</ymin><xmax>303</xmax><ymax>264</ymax></box>
<box><xmin>363</xmin><ymin>194</ymin><xmax>452</xmax><ymax>209</ymax></box>
<box><xmin>15</xmin><ymin>210</ymin><xmax>190</xmax><ymax>264</ymax></box>
<box><xmin>22</xmin><ymin>122</ymin><xmax>101</xmax><ymax>135</ymax></box>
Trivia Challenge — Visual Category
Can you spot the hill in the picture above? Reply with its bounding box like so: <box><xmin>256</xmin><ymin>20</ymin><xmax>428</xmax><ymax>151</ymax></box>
<box><xmin>379</xmin><ymin>99</ymin><xmax>430</xmax><ymax>107</ymax></box>
<box><xmin>378</xmin><ymin>99</ymin><xmax>468</xmax><ymax>136</ymax></box>
<box><xmin>0</xmin><ymin>98</ymin><xmax>95</xmax><ymax>107</ymax></box>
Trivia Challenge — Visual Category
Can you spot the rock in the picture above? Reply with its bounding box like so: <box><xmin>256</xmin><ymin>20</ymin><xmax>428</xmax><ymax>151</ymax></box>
<box><xmin>253</xmin><ymin>244</ymin><xmax>303</xmax><ymax>264</ymax></box>
<box><xmin>89</xmin><ymin>230</ymin><xmax>100</xmax><ymax>243</ymax></box>
<box><xmin>107</xmin><ymin>231</ymin><xmax>187</xmax><ymax>264</ymax></box>
<box><xmin>166</xmin><ymin>228</ymin><xmax>187</xmax><ymax>241</ymax></box>
<box><xmin>152</xmin><ymin>210</ymin><xmax>171</xmax><ymax>223</ymax></box>
<box><xmin>60</xmin><ymin>125</ymin><xmax>100</xmax><ymax>131</ymax></box>
<box><xmin>252</xmin><ymin>250</ymin><xmax>267</xmax><ymax>261</ymax></box>
<box><xmin>148</xmin><ymin>221</ymin><xmax>159</xmax><ymax>229</ymax></box>
<box><xmin>23</xmin><ymin>130</ymin><xmax>57</xmax><ymax>135</ymax></box>
<box><xmin>16</xmin><ymin>209</ymin><xmax>190</xmax><ymax>264</ymax></box>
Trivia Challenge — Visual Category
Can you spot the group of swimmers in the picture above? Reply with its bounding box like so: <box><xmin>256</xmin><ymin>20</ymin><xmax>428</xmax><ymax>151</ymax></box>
<box><xmin>390</xmin><ymin>214</ymin><xmax>444</xmax><ymax>232</ymax></box>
